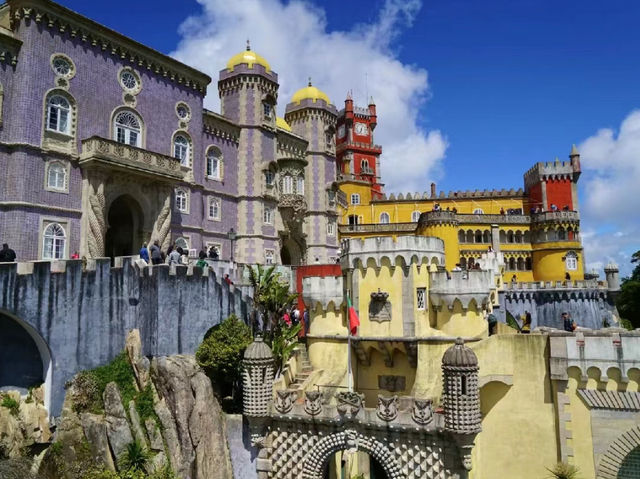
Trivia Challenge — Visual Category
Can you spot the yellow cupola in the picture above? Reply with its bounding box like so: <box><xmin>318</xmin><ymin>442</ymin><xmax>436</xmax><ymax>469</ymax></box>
<box><xmin>226</xmin><ymin>41</ymin><xmax>271</xmax><ymax>72</ymax></box>
<box><xmin>276</xmin><ymin>117</ymin><xmax>292</xmax><ymax>132</ymax></box>
<box><xmin>291</xmin><ymin>79</ymin><xmax>331</xmax><ymax>105</ymax></box>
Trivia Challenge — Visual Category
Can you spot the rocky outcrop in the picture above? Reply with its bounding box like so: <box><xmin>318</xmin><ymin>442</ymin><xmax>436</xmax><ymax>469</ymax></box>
<box><xmin>0</xmin><ymin>387</ymin><xmax>51</xmax><ymax>459</ymax></box>
<box><xmin>103</xmin><ymin>382</ymin><xmax>134</xmax><ymax>461</ymax></box>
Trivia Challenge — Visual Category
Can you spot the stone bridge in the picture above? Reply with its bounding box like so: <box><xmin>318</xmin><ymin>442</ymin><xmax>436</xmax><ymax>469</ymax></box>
<box><xmin>0</xmin><ymin>257</ymin><xmax>251</xmax><ymax>416</ymax></box>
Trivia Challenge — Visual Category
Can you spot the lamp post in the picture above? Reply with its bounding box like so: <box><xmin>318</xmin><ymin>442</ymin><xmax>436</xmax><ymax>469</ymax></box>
<box><xmin>227</xmin><ymin>228</ymin><xmax>236</xmax><ymax>263</ymax></box>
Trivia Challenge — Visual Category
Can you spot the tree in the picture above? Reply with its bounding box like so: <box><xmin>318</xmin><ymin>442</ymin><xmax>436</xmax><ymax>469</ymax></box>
<box><xmin>617</xmin><ymin>250</ymin><xmax>640</xmax><ymax>329</ymax></box>
<box><xmin>196</xmin><ymin>315</ymin><xmax>252</xmax><ymax>398</ymax></box>
<box><xmin>247</xmin><ymin>265</ymin><xmax>298</xmax><ymax>332</ymax></box>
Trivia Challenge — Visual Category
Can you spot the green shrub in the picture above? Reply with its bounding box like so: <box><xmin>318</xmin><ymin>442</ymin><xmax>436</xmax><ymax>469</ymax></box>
<box><xmin>546</xmin><ymin>462</ymin><xmax>580</xmax><ymax>479</ymax></box>
<box><xmin>0</xmin><ymin>395</ymin><xmax>20</xmax><ymax>417</ymax></box>
<box><xmin>135</xmin><ymin>384</ymin><xmax>156</xmax><ymax>423</ymax></box>
<box><xmin>91</xmin><ymin>351</ymin><xmax>138</xmax><ymax>410</ymax></box>
<box><xmin>118</xmin><ymin>440</ymin><xmax>151</xmax><ymax>472</ymax></box>
<box><xmin>196</xmin><ymin>315</ymin><xmax>252</xmax><ymax>397</ymax></box>
<box><xmin>269</xmin><ymin>322</ymin><xmax>302</xmax><ymax>374</ymax></box>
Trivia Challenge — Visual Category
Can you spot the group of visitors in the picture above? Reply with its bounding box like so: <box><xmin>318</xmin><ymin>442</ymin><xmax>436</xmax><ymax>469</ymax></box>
<box><xmin>0</xmin><ymin>243</ymin><xmax>16</xmax><ymax>262</ymax></box>
<box><xmin>432</xmin><ymin>203</ymin><xmax>458</xmax><ymax>214</ymax></box>
<box><xmin>515</xmin><ymin>311</ymin><xmax>577</xmax><ymax>334</ymax></box>
<box><xmin>282</xmin><ymin>307</ymin><xmax>309</xmax><ymax>330</ymax></box>
<box><xmin>138</xmin><ymin>242</ymin><xmax>223</xmax><ymax>267</ymax></box>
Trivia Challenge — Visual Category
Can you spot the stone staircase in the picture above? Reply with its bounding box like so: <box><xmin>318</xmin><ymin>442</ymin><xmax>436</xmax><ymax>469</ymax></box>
<box><xmin>288</xmin><ymin>344</ymin><xmax>314</xmax><ymax>399</ymax></box>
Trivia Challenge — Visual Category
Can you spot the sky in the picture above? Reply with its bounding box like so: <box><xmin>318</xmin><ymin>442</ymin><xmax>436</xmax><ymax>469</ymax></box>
<box><xmin>56</xmin><ymin>0</ymin><xmax>640</xmax><ymax>277</ymax></box>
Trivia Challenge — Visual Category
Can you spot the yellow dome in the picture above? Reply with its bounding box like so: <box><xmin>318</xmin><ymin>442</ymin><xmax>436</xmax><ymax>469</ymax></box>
<box><xmin>226</xmin><ymin>46</ymin><xmax>271</xmax><ymax>72</ymax></box>
<box><xmin>291</xmin><ymin>81</ymin><xmax>330</xmax><ymax>105</ymax></box>
<box><xmin>276</xmin><ymin>117</ymin><xmax>292</xmax><ymax>132</ymax></box>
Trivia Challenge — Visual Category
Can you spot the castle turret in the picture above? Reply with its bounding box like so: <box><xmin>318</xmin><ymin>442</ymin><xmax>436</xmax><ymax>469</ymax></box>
<box><xmin>604</xmin><ymin>262</ymin><xmax>620</xmax><ymax>292</ymax></box>
<box><xmin>242</xmin><ymin>335</ymin><xmax>274</xmax><ymax>418</ymax></box>
<box><xmin>368</xmin><ymin>96</ymin><xmax>377</xmax><ymax>130</ymax></box>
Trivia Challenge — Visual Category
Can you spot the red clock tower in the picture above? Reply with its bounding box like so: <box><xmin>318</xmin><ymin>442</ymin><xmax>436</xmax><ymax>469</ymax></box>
<box><xmin>336</xmin><ymin>92</ymin><xmax>384</xmax><ymax>198</ymax></box>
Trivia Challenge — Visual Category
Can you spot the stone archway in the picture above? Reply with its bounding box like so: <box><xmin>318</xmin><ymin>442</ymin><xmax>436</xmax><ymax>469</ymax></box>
<box><xmin>105</xmin><ymin>194</ymin><xmax>145</xmax><ymax>257</ymax></box>
<box><xmin>302</xmin><ymin>430</ymin><xmax>404</xmax><ymax>479</ymax></box>
<box><xmin>281</xmin><ymin>236</ymin><xmax>304</xmax><ymax>266</ymax></box>
<box><xmin>0</xmin><ymin>311</ymin><xmax>52</xmax><ymax>413</ymax></box>
<box><xmin>597</xmin><ymin>425</ymin><xmax>640</xmax><ymax>478</ymax></box>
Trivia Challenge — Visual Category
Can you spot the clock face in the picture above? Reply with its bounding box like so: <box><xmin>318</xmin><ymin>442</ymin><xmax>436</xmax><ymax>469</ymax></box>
<box><xmin>338</xmin><ymin>125</ymin><xmax>346</xmax><ymax>138</ymax></box>
<box><xmin>355</xmin><ymin>122</ymin><xmax>368</xmax><ymax>136</ymax></box>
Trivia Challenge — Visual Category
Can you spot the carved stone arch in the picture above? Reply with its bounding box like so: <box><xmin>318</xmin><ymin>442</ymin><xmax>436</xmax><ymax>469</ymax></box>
<box><xmin>301</xmin><ymin>430</ymin><xmax>404</xmax><ymax>479</ymax></box>
<box><xmin>596</xmin><ymin>425</ymin><xmax>640</xmax><ymax>478</ymax></box>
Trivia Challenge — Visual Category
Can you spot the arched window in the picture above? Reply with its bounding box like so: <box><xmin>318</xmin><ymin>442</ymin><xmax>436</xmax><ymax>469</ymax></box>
<box><xmin>361</xmin><ymin>159</ymin><xmax>369</xmax><ymax>171</ymax></box>
<box><xmin>525</xmin><ymin>257</ymin><xmax>532</xmax><ymax>270</ymax></box>
<box><xmin>515</xmin><ymin>231</ymin><xmax>523</xmax><ymax>243</ymax></box>
<box><xmin>473</xmin><ymin>208</ymin><xmax>484</xmax><ymax>215</ymax></box>
<box><xmin>565</xmin><ymin>251</ymin><xmax>578</xmax><ymax>271</ymax></box>
<box><xmin>499</xmin><ymin>230</ymin><xmax>506</xmax><ymax>243</ymax></box>
<box><xmin>524</xmin><ymin>230</ymin><xmax>531</xmax><ymax>243</ymax></box>
<box><xmin>282</xmin><ymin>175</ymin><xmax>294</xmax><ymax>194</ymax></box>
<box><xmin>114</xmin><ymin>110</ymin><xmax>141</xmax><ymax>147</ymax></box>
<box><xmin>46</xmin><ymin>95</ymin><xmax>70</xmax><ymax>134</ymax></box>
<box><xmin>507</xmin><ymin>231</ymin><xmax>514</xmax><ymax>243</ymax></box>
<box><xmin>206</xmin><ymin>147</ymin><xmax>222</xmax><ymax>180</ymax></box>
<box><xmin>350</xmin><ymin>193</ymin><xmax>360</xmax><ymax>205</ymax></box>
<box><xmin>42</xmin><ymin>223</ymin><xmax>66</xmax><ymax>259</ymax></box>
<box><xmin>517</xmin><ymin>257</ymin><xmax>525</xmax><ymax>271</ymax></box>
<box><xmin>175</xmin><ymin>189</ymin><xmax>188</xmax><ymax>213</ymax></box>
<box><xmin>460</xmin><ymin>257</ymin><xmax>467</xmax><ymax>269</ymax></box>
<box><xmin>175</xmin><ymin>237</ymin><xmax>189</xmax><ymax>250</ymax></box>
<box><xmin>380</xmin><ymin>212</ymin><xmax>390</xmax><ymax>224</ymax></box>
<box><xmin>412</xmin><ymin>211</ymin><xmax>421</xmax><ymax>222</ymax></box>
<box><xmin>557</xmin><ymin>227</ymin><xmax>566</xmax><ymax>240</ymax></box>
<box><xmin>208</xmin><ymin>197</ymin><xmax>220</xmax><ymax>220</ymax></box>
<box><xmin>47</xmin><ymin>162</ymin><xmax>66</xmax><ymax>191</ymax></box>
<box><xmin>466</xmin><ymin>230</ymin><xmax>474</xmax><ymax>243</ymax></box>
<box><xmin>297</xmin><ymin>176</ymin><xmax>305</xmax><ymax>195</ymax></box>
<box><xmin>173</xmin><ymin>134</ymin><xmax>190</xmax><ymax>166</ymax></box>
<box><xmin>475</xmin><ymin>230</ymin><xmax>482</xmax><ymax>243</ymax></box>
<box><xmin>508</xmin><ymin>257</ymin><xmax>516</xmax><ymax>271</ymax></box>
<box><xmin>483</xmin><ymin>230</ymin><xmax>491</xmax><ymax>243</ymax></box>
<box><xmin>265</xmin><ymin>170</ymin><xmax>275</xmax><ymax>187</ymax></box>
<box><xmin>458</xmin><ymin>230</ymin><xmax>466</xmax><ymax>243</ymax></box>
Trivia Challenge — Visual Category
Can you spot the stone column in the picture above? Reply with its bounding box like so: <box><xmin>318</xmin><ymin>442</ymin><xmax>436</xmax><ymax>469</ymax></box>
<box><xmin>491</xmin><ymin>224</ymin><xmax>500</xmax><ymax>252</ymax></box>
<box><xmin>82</xmin><ymin>171</ymin><xmax>107</xmax><ymax>258</ymax></box>
<box><xmin>151</xmin><ymin>186</ymin><xmax>172</xmax><ymax>251</ymax></box>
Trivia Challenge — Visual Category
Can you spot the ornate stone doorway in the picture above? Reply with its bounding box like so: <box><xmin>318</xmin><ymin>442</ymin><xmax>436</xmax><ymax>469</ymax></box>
<box><xmin>105</xmin><ymin>195</ymin><xmax>145</xmax><ymax>257</ymax></box>
<box><xmin>281</xmin><ymin>236</ymin><xmax>304</xmax><ymax>265</ymax></box>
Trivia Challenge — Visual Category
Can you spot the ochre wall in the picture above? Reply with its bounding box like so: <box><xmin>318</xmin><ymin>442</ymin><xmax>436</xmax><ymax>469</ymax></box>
<box><xmin>532</xmin><ymin>242</ymin><xmax>584</xmax><ymax>281</ymax></box>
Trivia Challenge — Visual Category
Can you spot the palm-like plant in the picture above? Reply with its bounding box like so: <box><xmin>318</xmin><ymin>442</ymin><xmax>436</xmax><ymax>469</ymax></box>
<box><xmin>546</xmin><ymin>462</ymin><xmax>580</xmax><ymax>479</ymax></box>
<box><xmin>247</xmin><ymin>264</ymin><xmax>277</xmax><ymax>332</ymax></box>
<box><xmin>118</xmin><ymin>440</ymin><xmax>151</xmax><ymax>472</ymax></box>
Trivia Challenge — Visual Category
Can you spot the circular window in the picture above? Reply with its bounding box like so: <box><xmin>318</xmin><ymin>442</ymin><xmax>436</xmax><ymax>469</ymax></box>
<box><xmin>50</xmin><ymin>54</ymin><xmax>75</xmax><ymax>79</ymax></box>
<box><xmin>176</xmin><ymin>103</ymin><xmax>191</xmax><ymax>121</ymax></box>
<box><xmin>119</xmin><ymin>69</ymin><xmax>140</xmax><ymax>92</ymax></box>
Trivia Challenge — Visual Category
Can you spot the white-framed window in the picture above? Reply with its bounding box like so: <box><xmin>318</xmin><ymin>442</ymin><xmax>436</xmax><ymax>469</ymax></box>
<box><xmin>175</xmin><ymin>237</ymin><xmax>189</xmax><ymax>251</ymax></box>
<box><xmin>282</xmin><ymin>175</ymin><xmax>294</xmax><ymax>194</ymax></box>
<box><xmin>119</xmin><ymin>69</ymin><xmax>140</xmax><ymax>92</ymax></box>
<box><xmin>380</xmin><ymin>212</ymin><xmax>390</xmax><ymax>224</ymax></box>
<box><xmin>208</xmin><ymin>197</ymin><xmax>221</xmax><ymax>220</ymax></box>
<box><xmin>351</xmin><ymin>193</ymin><xmax>360</xmax><ymax>205</ymax></box>
<box><xmin>46</xmin><ymin>162</ymin><xmax>66</xmax><ymax>191</ymax></box>
<box><xmin>265</xmin><ymin>249</ymin><xmax>275</xmax><ymax>265</ymax></box>
<box><xmin>114</xmin><ymin>110</ymin><xmax>142</xmax><ymax>147</ymax></box>
<box><xmin>263</xmin><ymin>206</ymin><xmax>274</xmax><ymax>225</ymax></box>
<box><xmin>473</xmin><ymin>208</ymin><xmax>484</xmax><ymax>214</ymax></box>
<box><xmin>265</xmin><ymin>170</ymin><xmax>275</xmax><ymax>187</ymax></box>
<box><xmin>175</xmin><ymin>188</ymin><xmax>188</xmax><ymax>213</ymax></box>
<box><xmin>206</xmin><ymin>147</ymin><xmax>222</xmax><ymax>179</ymax></box>
<box><xmin>565</xmin><ymin>251</ymin><xmax>578</xmax><ymax>271</ymax></box>
<box><xmin>173</xmin><ymin>134</ymin><xmax>190</xmax><ymax>166</ymax></box>
<box><xmin>297</xmin><ymin>176</ymin><xmax>305</xmax><ymax>195</ymax></box>
<box><xmin>416</xmin><ymin>288</ymin><xmax>426</xmax><ymax>310</ymax></box>
<box><xmin>361</xmin><ymin>159</ymin><xmax>369</xmax><ymax>169</ymax></box>
<box><xmin>327</xmin><ymin>221</ymin><xmax>336</xmax><ymax>236</ymax></box>
<box><xmin>42</xmin><ymin>223</ymin><xmax>66</xmax><ymax>259</ymax></box>
<box><xmin>205</xmin><ymin>242</ymin><xmax>222</xmax><ymax>258</ymax></box>
<box><xmin>51</xmin><ymin>54</ymin><xmax>75</xmax><ymax>79</ymax></box>
<box><xmin>46</xmin><ymin>95</ymin><xmax>70</xmax><ymax>134</ymax></box>
<box><xmin>411</xmin><ymin>211</ymin><xmax>421</xmax><ymax>222</ymax></box>
<box><xmin>176</xmin><ymin>102</ymin><xmax>191</xmax><ymax>121</ymax></box>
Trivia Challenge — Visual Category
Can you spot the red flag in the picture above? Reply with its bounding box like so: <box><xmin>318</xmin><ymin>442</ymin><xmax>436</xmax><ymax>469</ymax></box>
<box><xmin>347</xmin><ymin>296</ymin><xmax>359</xmax><ymax>335</ymax></box>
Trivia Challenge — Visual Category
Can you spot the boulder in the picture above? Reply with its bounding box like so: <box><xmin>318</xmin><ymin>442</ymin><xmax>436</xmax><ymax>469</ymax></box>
<box><xmin>103</xmin><ymin>382</ymin><xmax>133</xmax><ymax>463</ymax></box>
<box><xmin>144</xmin><ymin>418</ymin><xmax>164</xmax><ymax>452</ymax></box>
<box><xmin>80</xmin><ymin>412</ymin><xmax>115</xmax><ymax>471</ymax></box>
<box><xmin>128</xmin><ymin>400</ymin><xmax>147</xmax><ymax>447</ymax></box>
<box><xmin>0</xmin><ymin>406</ymin><xmax>25</xmax><ymax>458</ymax></box>
<box><xmin>153</xmin><ymin>398</ymin><xmax>183</xmax><ymax>476</ymax></box>
<box><xmin>126</xmin><ymin>329</ymin><xmax>148</xmax><ymax>390</ymax></box>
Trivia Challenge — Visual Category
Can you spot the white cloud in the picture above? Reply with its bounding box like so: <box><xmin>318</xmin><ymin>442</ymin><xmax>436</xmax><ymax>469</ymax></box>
<box><xmin>171</xmin><ymin>0</ymin><xmax>446</xmax><ymax>193</ymax></box>
<box><xmin>578</xmin><ymin>110</ymin><xmax>640</xmax><ymax>278</ymax></box>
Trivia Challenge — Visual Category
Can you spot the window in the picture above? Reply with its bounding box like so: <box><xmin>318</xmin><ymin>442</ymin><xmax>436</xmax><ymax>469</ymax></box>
<box><xmin>412</xmin><ymin>211</ymin><xmax>421</xmax><ymax>222</ymax></box>
<box><xmin>327</xmin><ymin>221</ymin><xmax>335</xmax><ymax>236</ymax></box>
<box><xmin>263</xmin><ymin>103</ymin><xmax>272</xmax><ymax>119</ymax></box>
<box><xmin>461</xmin><ymin>376</ymin><xmax>467</xmax><ymax>395</ymax></box>
<box><xmin>350</xmin><ymin>194</ymin><xmax>360</xmax><ymax>205</ymax></box>
<box><xmin>380</xmin><ymin>212</ymin><xmax>390</xmax><ymax>224</ymax></box>
<box><xmin>47</xmin><ymin>162</ymin><xmax>66</xmax><ymax>191</ymax></box>
<box><xmin>416</xmin><ymin>288</ymin><xmax>426</xmax><ymax>310</ymax></box>
<box><xmin>265</xmin><ymin>249</ymin><xmax>275</xmax><ymax>265</ymax></box>
<box><xmin>348</xmin><ymin>215</ymin><xmax>359</xmax><ymax>226</ymax></box>
<box><xmin>473</xmin><ymin>208</ymin><xmax>484</xmax><ymax>214</ymax></box>
<box><xmin>565</xmin><ymin>252</ymin><xmax>578</xmax><ymax>271</ymax></box>
<box><xmin>264</xmin><ymin>207</ymin><xmax>273</xmax><ymax>224</ymax></box>
<box><xmin>265</xmin><ymin>171</ymin><xmax>275</xmax><ymax>187</ymax></box>
<box><xmin>119</xmin><ymin>69</ymin><xmax>139</xmax><ymax>91</ymax></box>
<box><xmin>175</xmin><ymin>237</ymin><xmax>189</xmax><ymax>251</ymax></box>
<box><xmin>114</xmin><ymin>111</ymin><xmax>141</xmax><ymax>147</ymax></box>
<box><xmin>173</xmin><ymin>135</ymin><xmax>190</xmax><ymax>166</ymax></box>
<box><xmin>297</xmin><ymin>176</ymin><xmax>305</xmax><ymax>195</ymax></box>
<box><xmin>42</xmin><ymin>223</ymin><xmax>66</xmax><ymax>259</ymax></box>
<box><xmin>282</xmin><ymin>175</ymin><xmax>293</xmax><ymax>194</ymax></box>
<box><xmin>206</xmin><ymin>147</ymin><xmax>222</xmax><ymax>179</ymax></box>
<box><xmin>175</xmin><ymin>189</ymin><xmax>188</xmax><ymax>212</ymax></box>
<box><xmin>51</xmin><ymin>55</ymin><xmax>73</xmax><ymax>78</ymax></box>
<box><xmin>361</xmin><ymin>159</ymin><xmax>369</xmax><ymax>170</ymax></box>
<box><xmin>176</xmin><ymin>102</ymin><xmax>190</xmax><ymax>121</ymax></box>
<box><xmin>46</xmin><ymin>95</ymin><xmax>70</xmax><ymax>134</ymax></box>
<box><xmin>208</xmin><ymin>197</ymin><xmax>221</xmax><ymax>220</ymax></box>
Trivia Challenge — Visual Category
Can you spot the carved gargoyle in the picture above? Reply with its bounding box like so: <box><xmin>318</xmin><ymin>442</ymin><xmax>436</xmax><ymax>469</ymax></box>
<box><xmin>412</xmin><ymin>398</ymin><xmax>434</xmax><ymax>425</ymax></box>
<box><xmin>304</xmin><ymin>390</ymin><xmax>323</xmax><ymax>416</ymax></box>
<box><xmin>376</xmin><ymin>395</ymin><xmax>398</xmax><ymax>421</ymax></box>
<box><xmin>274</xmin><ymin>389</ymin><xmax>296</xmax><ymax>414</ymax></box>
<box><xmin>336</xmin><ymin>391</ymin><xmax>364</xmax><ymax>418</ymax></box>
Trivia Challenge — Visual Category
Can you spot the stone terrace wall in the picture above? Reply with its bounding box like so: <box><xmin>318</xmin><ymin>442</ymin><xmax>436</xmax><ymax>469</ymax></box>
<box><xmin>0</xmin><ymin>257</ymin><xmax>251</xmax><ymax>416</ymax></box>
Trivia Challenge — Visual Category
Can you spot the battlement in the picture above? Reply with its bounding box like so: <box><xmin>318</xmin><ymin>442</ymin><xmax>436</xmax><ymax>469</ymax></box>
<box><xmin>430</xmin><ymin>270</ymin><xmax>497</xmax><ymax>311</ymax></box>
<box><xmin>378</xmin><ymin>187</ymin><xmax>525</xmax><ymax>201</ymax></box>
<box><xmin>524</xmin><ymin>157</ymin><xmax>580</xmax><ymax>187</ymax></box>
<box><xmin>504</xmin><ymin>279</ymin><xmax>608</xmax><ymax>292</ymax></box>
<box><xmin>340</xmin><ymin>235</ymin><xmax>444</xmax><ymax>270</ymax></box>
<box><xmin>302</xmin><ymin>275</ymin><xmax>344</xmax><ymax>311</ymax></box>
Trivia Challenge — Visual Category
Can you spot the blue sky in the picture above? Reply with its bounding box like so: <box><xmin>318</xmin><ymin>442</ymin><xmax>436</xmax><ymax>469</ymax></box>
<box><xmin>57</xmin><ymin>0</ymin><xmax>640</xmax><ymax>275</ymax></box>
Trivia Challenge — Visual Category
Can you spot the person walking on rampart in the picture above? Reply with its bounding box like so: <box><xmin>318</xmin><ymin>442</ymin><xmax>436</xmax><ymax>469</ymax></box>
<box><xmin>562</xmin><ymin>312</ymin><xmax>576</xmax><ymax>332</ymax></box>
<box><xmin>196</xmin><ymin>250</ymin><xmax>208</xmax><ymax>269</ymax></box>
<box><xmin>150</xmin><ymin>241</ymin><xmax>162</xmax><ymax>265</ymax></box>
<box><xmin>0</xmin><ymin>243</ymin><xmax>16</xmax><ymax>262</ymax></box>
<box><xmin>139</xmin><ymin>243</ymin><xmax>149</xmax><ymax>263</ymax></box>
<box><xmin>168</xmin><ymin>247</ymin><xmax>182</xmax><ymax>265</ymax></box>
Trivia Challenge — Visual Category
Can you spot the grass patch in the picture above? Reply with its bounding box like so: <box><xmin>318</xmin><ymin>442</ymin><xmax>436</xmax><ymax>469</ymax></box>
<box><xmin>0</xmin><ymin>395</ymin><xmax>20</xmax><ymax>417</ymax></box>
<box><xmin>91</xmin><ymin>351</ymin><xmax>138</xmax><ymax>409</ymax></box>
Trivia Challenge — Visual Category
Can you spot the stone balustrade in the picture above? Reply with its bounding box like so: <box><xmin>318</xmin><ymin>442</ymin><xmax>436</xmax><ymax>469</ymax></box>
<box><xmin>504</xmin><ymin>279</ymin><xmax>608</xmax><ymax>291</ymax></box>
<box><xmin>531</xmin><ymin>211</ymin><xmax>580</xmax><ymax>224</ymax></box>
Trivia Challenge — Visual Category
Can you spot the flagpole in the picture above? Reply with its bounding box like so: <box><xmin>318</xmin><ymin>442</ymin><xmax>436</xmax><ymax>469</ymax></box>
<box><xmin>347</xmin><ymin>331</ymin><xmax>353</xmax><ymax>392</ymax></box>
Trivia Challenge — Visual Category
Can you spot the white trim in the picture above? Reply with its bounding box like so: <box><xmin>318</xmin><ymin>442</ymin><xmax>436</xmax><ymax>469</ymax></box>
<box><xmin>208</xmin><ymin>196</ymin><xmax>221</xmax><ymax>221</ymax></box>
<box><xmin>44</xmin><ymin>159</ymin><xmax>70</xmax><ymax>194</ymax></box>
<box><xmin>175</xmin><ymin>188</ymin><xmax>189</xmax><ymax>214</ymax></box>
<box><xmin>39</xmin><ymin>217</ymin><xmax>69</xmax><ymax>260</ymax></box>
<box><xmin>350</xmin><ymin>193</ymin><xmax>360</xmax><ymax>205</ymax></box>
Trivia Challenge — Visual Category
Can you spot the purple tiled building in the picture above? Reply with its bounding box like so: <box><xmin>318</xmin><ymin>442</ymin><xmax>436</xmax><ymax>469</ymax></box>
<box><xmin>0</xmin><ymin>0</ymin><xmax>340</xmax><ymax>265</ymax></box>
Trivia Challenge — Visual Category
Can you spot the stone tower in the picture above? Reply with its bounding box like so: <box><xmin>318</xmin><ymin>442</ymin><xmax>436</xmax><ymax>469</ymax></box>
<box><xmin>604</xmin><ymin>262</ymin><xmax>621</xmax><ymax>292</ymax></box>
<box><xmin>442</xmin><ymin>337</ymin><xmax>481</xmax><ymax>470</ymax></box>
<box><xmin>242</xmin><ymin>335</ymin><xmax>275</xmax><ymax>418</ymax></box>
<box><xmin>284</xmin><ymin>81</ymin><xmax>340</xmax><ymax>263</ymax></box>
<box><xmin>218</xmin><ymin>44</ymin><xmax>280</xmax><ymax>264</ymax></box>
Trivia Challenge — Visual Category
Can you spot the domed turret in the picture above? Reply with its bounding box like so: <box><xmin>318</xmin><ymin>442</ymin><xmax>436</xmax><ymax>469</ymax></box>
<box><xmin>242</xmin><ymin>335</ymin><xmax>274</xmax><ymax>417</ymax></box>
<box><xmin>291</xmin><ymin>79</ymin><xmax>331</xmax><ymax>105</ymax></box>
<box><xmin>226</xmin><ymin>41</ymin><xmax>271</xmax><ymax>72</ymax></box>
<box><xmin>442</xmin><ymin>338</ymin><xmax>481</xmax><ymax>434</ymax></box>
<box><xmin>442</xmin><ymin>337</ymin><xmax>478</xmax><ymax>368</ymax></box>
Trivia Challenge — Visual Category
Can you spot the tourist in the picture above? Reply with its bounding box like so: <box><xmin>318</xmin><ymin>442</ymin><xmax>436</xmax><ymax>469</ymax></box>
<box><xmin>487</xmin><ymin>245</ymin><xmax>493</xmax><ymax>252</ymax></box>
<box><xmin>452</xmin><ymin>263</ymin><xmax>462</xmax><ymax>272</ymax></box>
<box><xmin>283</xmin><ymin>310</ymin><xmax>291</xmax><ymax>326</ymax></box>
<box><xmin>292</xmin><ymin>307</ymin><xmax>300</xmax><ymax>325</ymax></box>
<box><xmin>303</xmin><ymin>309</ymin><xmax>310</xmax><ymax>334</ymax></box>
<box><xmin>562</xmin><ymin>312</ymin><xmax>576</xmax><ymax>332</ymax></box>
<box><xmin>224</xmin><ymin>273</ymin><xmax>233</xmax><ymax>286</ymax></box>
<box><xmin>500</xmin><ymin>207</ymin><xmax>505</xmax><ymax>215</ymax></box>
<box><xmin>209</xmin><ymin>246</ymin><xmax>219</xmax><ymax>260</ymax></box>
<box><xmin>551</xmin><ymin>203</ymin><xmax>558</xmax><ymax>212</ymax></box>
<box><xmin>150</xmin><ymin>241</ymin><xmax>162</xmax><ymax>265</ymax></box>
<box><xmin>196</xmin><ymin>250</ymin><xmax>208</xmax><ymax>269</ymax></box>
<box><xmin>452</xmin><ymin>207</ymin><xmax>458</xmax><ymax>214</ymax></box>
<box><xmin>168</xmin><ymin>247</ymin><xmax>182</xmax><ymax>265</ymax></box>
<box><xmin>71</xmin><ymin>251</ymin><xmax>80</xmax><ymax>259</ymax></box>
<box><xmin>511</xmin><ymin>274</ymin><xmax>517</xmax><ymax>284</ymax></box>
<box><xmin>565</xmin><ymin>272</ymin><xmax>571</xmax><ymax>281</ymax></box>
<box><xmin>0</xmin><ymin>243</ymin><xmax>16</xmax><ymax>262</ymax></box>
<box><xmin>139</xmin><ymin>243</ymin><xmax>149</xmax><ymax>263</ymax></box>
<box><xmin>521</xmin><ymin>311</ymin><xmax>532</xmax><ymax>334</ymax></box>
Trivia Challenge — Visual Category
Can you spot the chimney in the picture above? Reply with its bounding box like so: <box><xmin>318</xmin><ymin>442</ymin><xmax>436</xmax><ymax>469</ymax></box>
<box><xmin>430</xmin><ymin>182</ymin><xmax>437</xmax><ymax>198</ymax></box>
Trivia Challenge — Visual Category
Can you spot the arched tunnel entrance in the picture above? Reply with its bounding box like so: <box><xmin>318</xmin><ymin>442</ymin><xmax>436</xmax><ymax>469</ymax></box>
<box><xmin>0</xmin><ymin>312</ymin><xmax>52</xmax><ymax>413</ymax></box>
<box><xmin>323</xmin><ymin>449</ymin><xmax>388</xmax><ymax>478</ymax></box>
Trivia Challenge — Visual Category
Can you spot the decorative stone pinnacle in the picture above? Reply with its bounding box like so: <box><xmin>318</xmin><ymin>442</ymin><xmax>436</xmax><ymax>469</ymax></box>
<box><xmin>246</xmin><ymin>39</ymin><xmax>251</xmax><ymax>51</ymax></box>
<box><xmin>570</xmin><ymin>144</ymin><xmax>579</xmax><ymax>156</ymax></box>
<box><xmin>308</xmin><ymin>76</ymin><xmax>312</xmax><ymax>87</ymax></box>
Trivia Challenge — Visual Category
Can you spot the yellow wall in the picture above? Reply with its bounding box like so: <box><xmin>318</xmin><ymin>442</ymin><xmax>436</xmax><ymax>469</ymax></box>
<box><xmin>356</xmin><ymin>348</ymin><xmax>416</xmax><ymax>407</ymax></box>
<box><xmin>432</xmin><ymin>301</ymin><xmax>488</xmax><ymax>338</ymax></box>
<box><xmin>417</xmin><ymin>223</ymin><xmax>460</xmax><ymax>271</ymax></box>
<box><xmin>532</xmin><ymin>242</ymin><xmax>584</xmax><ymax>281</ymax></box>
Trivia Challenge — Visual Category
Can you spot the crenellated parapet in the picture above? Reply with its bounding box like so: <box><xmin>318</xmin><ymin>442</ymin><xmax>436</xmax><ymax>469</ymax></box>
<box><xmin>340</xmin><ymin>235</ymin><xmax>444</xmax><ymax>270</ymax></box>
<box><xmin>429</xmin><ymin>270</ymin><xmax>496</xmax><ymax>311</ymax></box>
<box><xmin>276</xmin><ymin>132</ymin><xmax>308</xmax><ymax>162</ymax></box>
<box><xmin>202</xmin><ymin>110</ymin><xmax>240</xmax><ymax>143</ymax></box>
<box><xmin>302</xmin><ymin>275</ymin><xmax>344</xmax><ymax>311</ymax></box>
<box><xmin>418</xmin><ymin>210</ymin><xmax>459</xmax><ymax>227</ymax></box>
<box><xmin>380</xmin><ymin>187</ymin><xmax>525</xmax><ymax>201</ymax></box>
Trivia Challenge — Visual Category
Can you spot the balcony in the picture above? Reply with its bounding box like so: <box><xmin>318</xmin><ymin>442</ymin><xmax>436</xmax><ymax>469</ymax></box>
<box><xmin>338</xmin><ymin>222</ymin><xmax>417</xmax><ymax>234</ymax></box>
<box><xmin>336</xmin><ymin>140</ymin><xmax>382</xmax><ymax>154</ymax></box>
<box><xmin>531</xmin><ymin>211</ymin><xmax>580</xmax><ymax>224</ymax></box>
<box><xmin>360</xmin><ymin>166</ymin><xmax>375</xmax><ymax>176</ymax></box>
<box><xmin>80</xmin><ymin>136</ymin><xmax>187</xmax><ymax>182</ymax></box>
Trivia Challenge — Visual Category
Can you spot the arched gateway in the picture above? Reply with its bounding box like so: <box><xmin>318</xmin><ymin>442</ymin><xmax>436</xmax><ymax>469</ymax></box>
<box><xmin>242</xmin><ymin>338</ymin><xmax>480</xmax><ymax>479</ymax></box>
